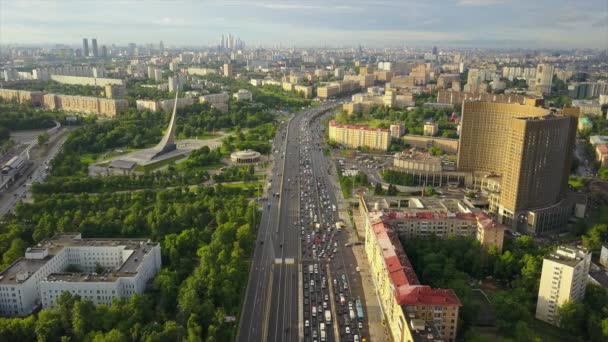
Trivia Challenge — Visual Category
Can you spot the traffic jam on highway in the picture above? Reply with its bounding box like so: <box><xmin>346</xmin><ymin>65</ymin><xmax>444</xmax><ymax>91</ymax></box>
<box><xmin>297</xmin><ymin>114</ymin><xmax>366</xmax><ymax>342</ymax></box>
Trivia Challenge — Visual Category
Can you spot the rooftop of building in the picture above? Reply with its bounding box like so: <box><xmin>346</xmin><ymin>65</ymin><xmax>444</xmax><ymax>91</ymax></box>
<box><xmin>597</xmin><ymin>144</ymin><xmax>608</xmax><ymax>155</ymax></box>
<box><xmin>0</xmin><ymin>233</ymin><xmax>158</xmax><ymax>285</ymax></box>
<box><xmin>590</xmin><ymin>136</ymin><xmax>608</xmax><ymax>145</ymax></box>
<box><xmin>546</xmin><ymin>245</ymin><xmax>590</xmax><ymax>267</ymax></box>
<box><xmin>329</xmin><ymin>120</ymin><xmax>389</xmax><ymax>132</ymax></box>
<box><xmin>394</xmin><ymin>151</ymin><xmax>442</xmax><ymax>163</ymax></box>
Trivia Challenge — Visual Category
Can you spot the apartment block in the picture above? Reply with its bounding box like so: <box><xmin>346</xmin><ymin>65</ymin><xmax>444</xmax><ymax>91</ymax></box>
<box><xmin>359</xmin><ymin>198</ymin><xmax>461</xmax><ymax>341</ymax></box>
<box><xmin>535</xmin><ymin>245</ymin><xmax>590</xmax><ymax>326</ymax></box>
<box><xmin>43</xmin><ymin>94</ymin><xmax>127</xmax><ymax>117</ymax></box>
<box><xmin>233</xmin><ymin>89</ymin><xmax>253</xmax><ymax>101</ymax></box>
<box><xmin>344</xmin><ymin>74</ymin><xmax>376</xmax><ymax>88</ymax></box>
<box><xmin>0</xmin><ymin>233</ymin><xmax>161</xmax><ymax>317</ymax></box>
<box><xmin>200</xmin><ymin>92</ymin><xmax>230</xmax><ymax>113</ymax></box>
<box><xmin>50</xmin><ymin>75</ymin><xmax>124</xmax><ymax>87</ymax></box>
<box><xmin>223</xmin><ymin>63</ymin><xmax>233</xmax><ymax>77</ymax></box>
<box><xmin>104</xmin><ymin>84</ymin><xmax>125</xmax><ymax>99</ymax></box>
<box><xmin>535</xmin><ymin>64</ymin><xmax>554</xmax><ymax>95</ymax></box>
<box><xmin>317</xmin><ymin>84</ymin><xmax>340</xmax><ymax>100</ymax></box>
<box><xmin>328</xmin><ymin>120</ymin><xmax>390</xmax><ymax>151</ymax></box>
<box><xmin>0</xmin><ymin>89</ymin><xmax>43</xmax><ymax>106</ymax></box>
<box><xmin>294</xmin><ymin>85</ymin><xmax>313</xmax><ymax>98</ymax></box>
<box><xmin>187</xmin><ymin>68</ymin><xmax>217</xmax><ymax>76</ymax></box>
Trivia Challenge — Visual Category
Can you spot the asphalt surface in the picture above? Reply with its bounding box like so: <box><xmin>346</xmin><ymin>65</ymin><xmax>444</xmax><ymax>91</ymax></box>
<box><xmin>0</xmin><ymin>126</ymin><xmax>69</xmax><ymax>216</ymax></box>
<box><xmin>237</xmin><ymin>101</ymin><xmax>342</xmax><ymax>342</ymax></box>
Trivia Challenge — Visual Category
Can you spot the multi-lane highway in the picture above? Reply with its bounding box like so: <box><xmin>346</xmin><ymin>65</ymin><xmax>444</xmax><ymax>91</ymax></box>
<box><xmin>238</xmin><ymin>100</ymin><xmax>369</xmax><ymax>342</ymax></box>
<box><xmin>238</xmin><ymin>101</ymin><xmax>341</xmax><ymax>342</ymax></box>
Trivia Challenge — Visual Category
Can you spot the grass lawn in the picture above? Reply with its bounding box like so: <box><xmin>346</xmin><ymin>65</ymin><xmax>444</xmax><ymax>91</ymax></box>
<box><xmin>568</xmin><ymin>175</ymin><xmax>588</xmax><ymax>190</ymax></box>
<box><xmin>221</xmin><ymin>181</ymin><xmax>264</xmax><ymax>189</ymax></box>
<box><xmin>192</xmin><ymin>133</ymin><xmax>221</xmax><ymax>140</ymax></box>
<box><xmin>135</xmin><ymin>155</ymin><xmax>187</xmax><ymax>173</ymax></box>
<box><xmin>339</xmin><ymin>149</ymin><xmax>356</xmax><ymax>158</ymax></box>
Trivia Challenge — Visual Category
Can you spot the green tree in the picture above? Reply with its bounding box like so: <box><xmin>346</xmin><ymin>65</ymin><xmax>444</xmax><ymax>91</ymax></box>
<box><xmin>555</xmin><ymin>300</ymin><xmax>587</xmax><ymax>335</ymax></box>
<box><xmin>582</xmin><ymin>224</ymin><xmax>608</xmax><ymax>252</ymax></box>
<box><xmin>38</xmin><ymin>132</ymin><xmax>50</xmax><ymax>146</ymax></box>
<box><xmin>387</xmin><ymin>183</ymin><xmax>398</xmax><ymax>196</ymax></box>
<box><xmin>35</xmin><ymin>309</ymin><xmax>65</xmax><ymax>342</ymax></box>
<box><xmin>374</xmin><ymin>182</ymin><xmax>383</xmax><ymax>195</ymax></box>
<box><xmin>599</xmin><ymin>167</ymin><xmax>608</xmax><ymax>181</ymax></box>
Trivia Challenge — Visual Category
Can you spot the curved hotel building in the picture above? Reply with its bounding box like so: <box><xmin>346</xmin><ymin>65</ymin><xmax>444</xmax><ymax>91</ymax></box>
<box><xmin>457</xmin><ymin>101</ymin><xmax>578</xmax><ymax>235</ymax></box>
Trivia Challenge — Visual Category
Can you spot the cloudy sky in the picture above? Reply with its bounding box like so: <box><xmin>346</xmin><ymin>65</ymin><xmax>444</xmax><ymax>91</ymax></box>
<box><xmin>0</xmin><ymin>0</ymin><xmax>606</xmax><ymax>49</ymax></box>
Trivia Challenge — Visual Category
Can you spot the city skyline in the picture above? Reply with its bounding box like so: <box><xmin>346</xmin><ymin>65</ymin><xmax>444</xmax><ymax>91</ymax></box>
<box><xmin>1</xmin><ymin>0</ymin><xmax>607</xmax><ymax>49</ymax></box>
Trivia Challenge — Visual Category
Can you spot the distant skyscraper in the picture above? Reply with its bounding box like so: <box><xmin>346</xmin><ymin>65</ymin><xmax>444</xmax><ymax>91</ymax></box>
<box><xmin>128</xmin><ymin>43</ymin><xmax>136</xmax><ymax>56</ymax></box>
<box><xmin>432</xmin><ymin>46</ymin><xmax>438</xmax><ymax>55</ymax></box>
<box><xmin>91</xmin><ymin>38</ymin><xmax>98</xmax><ymax>57</ymax></box>
<box><xmin>101</xmin><ymin>45</ymin><xmax>107</xmax><ymax>58</ymax></box>
<box><xmin>82</xmin><ymin>38</ymin><xmax>89</xmax><ymax>57</ymax></box>
<box><xmin>159</xmin><ymin>40</ymin><xmax>164</xmax><ymax>53</ymax></box>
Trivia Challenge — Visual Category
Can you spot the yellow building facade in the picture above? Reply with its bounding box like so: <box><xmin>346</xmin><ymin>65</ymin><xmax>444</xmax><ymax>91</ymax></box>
<box><xmin>328</xmin><ymin>120</ymin><xmax>390</xmax><ymax>151</ymax></box>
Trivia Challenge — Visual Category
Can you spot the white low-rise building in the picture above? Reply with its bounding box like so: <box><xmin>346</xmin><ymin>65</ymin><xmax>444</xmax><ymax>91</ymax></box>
<box><xmin>0</xmin><ymin>234</ymin><xmax>161</xmax><ymax>317</ymax></box>
<box><xmin>233</xmin><ymin>89</ymin><xmax>253</xmax><ymax>101</ymax></box>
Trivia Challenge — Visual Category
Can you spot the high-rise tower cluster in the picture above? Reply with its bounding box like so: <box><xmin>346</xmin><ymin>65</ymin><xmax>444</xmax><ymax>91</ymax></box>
<box><xmin>220</xmin><ymin>33</ymin><xmax>245</xmax><ymax>51</ymax></box>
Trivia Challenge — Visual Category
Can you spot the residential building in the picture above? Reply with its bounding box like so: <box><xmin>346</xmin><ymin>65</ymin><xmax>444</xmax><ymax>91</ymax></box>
<box><xmin>535</xmin><ymin>245</ymin><xmax>591</xmax><ymax>325</ymax></box>
<box><xmin>43</xmin><ymin>94</ymin><xmax>127</xmax><ymax>117</ymax></box>
<box><xmin>0</xmin><ymin>233</ymin><xmax>161</xmax><ymax>317</ymax></box>
<box><xmin>50</xmin><ymin>75</ymin><xmax>124</xmax><ymax>87</ymax></box>
<box><xmin>390</xmin><ymin>124</ymin><xmax>404</xmax><ymax>139</ymax></box>
<box><xmin>187</xmin><ymin>67</ymin><xmax>217</xmax><ymax>76</ymax></box>
<box><xmin>0</xmin><ymin>89</ymin><xmax>44</xmax><ymax>106</ymax></box>
<box><xmin>104</xmin><ymin>84</ymin><xmax>125</xmax><ymax>99</ymax></box>
<box><xmin>535</xmin><ymin>64</ymin><xmax>554</xmax><ymax>95</ymax></box>
<box><xmin>572</xmin><ymin>99</ymin><xmax>603</xmax><ymax>117</ymax></box>
<box><xmin>328</xmin><ymin>121</ymin><xmax>390</xmax><ymax>151</ymax></box>
<box><xmin>344</xmin><ymin>74</ymin><xmax>376</xmax><ymax>88</ymax></box>
<box><xmin>154</xmin><ymin>69</ymin><xmax>162</xmax><ymax>82</ymax></box>
<box><xmin>596</xmin><ymin>145</ymin><xmax>608</xmax><ymax>167</ymax></box>
<box><xmin>359</xmin><ymin>198</ymin><xmax>461</xmax><ymax>341</ymax></box>
<box><xmin>568</xmin><ymin>81</ymin><xmax>608</xmax><ymax>99</ymax></box>
<box><xmin>233</xmin><ymin>89</ymin><xmax>252</xmax><ymax>101</ymax></box>
<box><xmin>458</xmin><ymin>102</ymin><xmax>578</xmax><ymax>235</ymax></box>
<box><xmin>423</xmin><ymin>121</ymin><xmax>439</xmax><ymax>136</ymax></box>
<box><xmin>436</xmin><ymin>90</ymin><xmax>530</xmax><ymax>106</ymax></box>
<box><xmin>200</xmin><ymin>92</ymin><xmax>229</xmax><ymax>112</ymax></box>
<box><xmin>168</xmin><ymin>76</ymin><xmax>182</xmax><ymax>93</ymax></box>
<box><xmin>317</xmin><ymin>84</ymin><xmax>340</xmax><ymax>100</ymax></box>
<box><xmin>294</xmin><ymin>85</ymin><xmax>313</xmax><ymax>98</ymax></box>
<box><xmin>590</xmin><ymin>136</ymin><xmax>608</xmax><ymax>146</ymax></box>
<box><xmin>223</xmin><ymin>63</ymin><xmax>233</xmax><ymax>77</ymax></box>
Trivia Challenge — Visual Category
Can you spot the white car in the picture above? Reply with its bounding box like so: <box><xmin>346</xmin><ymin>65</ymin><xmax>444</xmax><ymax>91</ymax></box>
<box><xmin>305</xmin><ymin>320</ymin><xmax>310</xmax><ymax>327</ymax></box>
<box><xmin>345</xmin><ymin>327</ymin><xmax>351</xmax><ymax>334</ymax></box>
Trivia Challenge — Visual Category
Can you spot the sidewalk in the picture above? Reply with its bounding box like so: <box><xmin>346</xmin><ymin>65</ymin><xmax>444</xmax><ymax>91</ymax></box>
<box><xmin>334</xmin><ymin>184</ymin><xmax>389</xmax><ymax>341</ymax></box>
<box><xmin>351</xmin><ymin>211</ymin><xmax>390</xmax><ymax>342</ymax></box>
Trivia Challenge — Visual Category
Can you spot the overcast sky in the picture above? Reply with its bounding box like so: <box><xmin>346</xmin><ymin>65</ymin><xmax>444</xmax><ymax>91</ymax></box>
<box><xmin>1</xmin><ymin>0</ymin><xmax>606</xmax><ymax>49</ymax></box>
